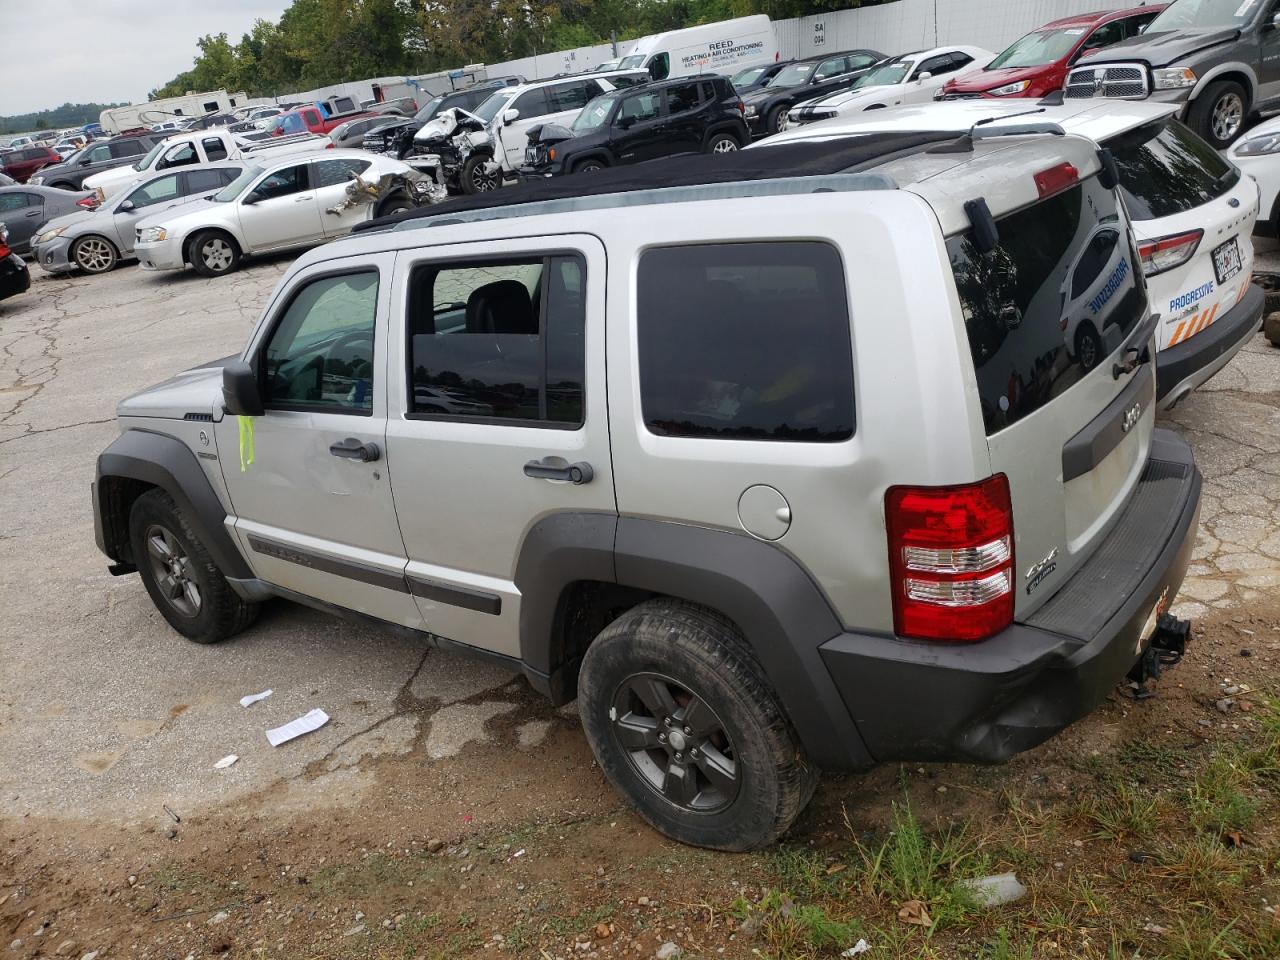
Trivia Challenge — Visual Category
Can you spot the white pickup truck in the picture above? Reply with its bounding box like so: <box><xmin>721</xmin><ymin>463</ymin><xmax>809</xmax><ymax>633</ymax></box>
<box><xmin>84</xmin><ymin>129</ymin><xmax>324</xmax><ymax>200</ymax></box>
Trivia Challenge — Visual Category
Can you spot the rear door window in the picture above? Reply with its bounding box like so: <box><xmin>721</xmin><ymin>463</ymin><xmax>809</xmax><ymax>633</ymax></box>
<box><xmin>637</xmin><ymin>242</ymin><xmax>855</xmax><ymax>442</ymax></box>
<box><xmin>512</xmin><ymin>88</ymin><xmax>549</xmax><ymax>119</ymax></box>
<box><xmin>184</xmin><ymin>168</ymin><xmax>230</xmax><ymax>193</ymax></box>
<box><xmin>313</xmin><ymin>157</ymin><xmax>372</xmax><ymax>187</ymax></box>
<box><xmin>202</xmin><ymin>137</ymin><xmax>229</xmax><ymax>161</ymax></box>
<box><xmin>1107</xmin><ymin>118</ymin><xmax>1238</xmax><ymax>220</ymax></box>
<box><xmin>546</xmin><ymin>82</ymin><xmax>594</xmax><ymax>113</ymax></box>
<box><xmin>947</xmin><ymin>174</ymin><xmax>1147</xmax><ymax>434</ymax></box>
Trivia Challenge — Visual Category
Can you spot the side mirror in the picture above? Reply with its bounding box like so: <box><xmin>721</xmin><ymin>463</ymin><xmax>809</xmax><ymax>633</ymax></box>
<box><xmin>222</xmin><ymin>359</ymin><xmax>264</xmax><ymax>416</ymax></box>
<box><xmin>618</xmin><ymin>115</ymin><xmax>636</xmax><ymax>129</ymax></box>
<box><xmin>78</xmin><ymin>157</ymin><xmax>92</xmax><ymax>166</ymax></box>
<box><xmin>503</xmin><ymin>108</ymin><xmax>521</xmax><ymax>124</ymax></box>
<box><xmin>916</xmin><ymin>72</ymin><xmax>932</xmax><ymax>82</ymax></box>
<box><xmin>118</xmin><ymin>200</ymin><xmax>135</xmax><ymax>212</ymax></box>
<box><xmin>242</xmin><ymin>190</ymin><xmax>261</xmax><ymax>205</ymax></box>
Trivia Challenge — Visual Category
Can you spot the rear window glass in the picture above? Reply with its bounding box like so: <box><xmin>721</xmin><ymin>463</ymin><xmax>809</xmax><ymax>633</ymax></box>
<box><xmin>947</xmin><ymin>174</ymin><xmax>1147</xmax><ymax>435</ymax></box>
<box><xmin>1108</xmin><ymin>119</ymin><xmax>1238</xmax><ymax>220</ymax></box>
<box><xmin>637</xmin><ymin>242</ymin><xmax>855</xmax><ymax>442</ymax></box>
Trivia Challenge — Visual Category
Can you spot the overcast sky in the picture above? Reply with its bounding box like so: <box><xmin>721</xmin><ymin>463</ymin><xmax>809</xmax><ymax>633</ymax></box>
<box><xmin>0</xmin><ymin>0</ymin><xmax>292</xmax><ymax>116</ymax></box>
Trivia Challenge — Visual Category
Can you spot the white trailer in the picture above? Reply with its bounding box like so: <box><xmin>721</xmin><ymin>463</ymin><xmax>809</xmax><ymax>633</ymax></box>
<box><xmin>100</xmin><ymin>90</ymin><xmax>249</xmax><ymax>134</ymax></box>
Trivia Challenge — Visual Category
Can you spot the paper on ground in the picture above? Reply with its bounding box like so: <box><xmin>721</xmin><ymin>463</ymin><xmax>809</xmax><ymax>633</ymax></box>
<box><xmin>266</xmin><ymin>708</ymin><xmax>330</xmax><ymax>747</ymax></box>
<box><xmin>214</xmin><ymin>754</ymin><xmax>239</xmax><ymax>769</ymax></box>
<box><xmin>240</xmin><ymin>689</ymin><xmax>273</xmax><ymax>708</ymax></box>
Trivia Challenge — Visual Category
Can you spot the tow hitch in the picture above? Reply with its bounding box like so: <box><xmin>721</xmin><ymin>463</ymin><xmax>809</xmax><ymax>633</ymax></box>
<box><xmin>1127</xmin><ymin>614</ymin><xmax>1191</xmax><ymax>699</ymax></box>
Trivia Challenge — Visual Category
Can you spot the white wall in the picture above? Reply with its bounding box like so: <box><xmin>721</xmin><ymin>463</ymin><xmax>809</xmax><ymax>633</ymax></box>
<box><xmin>774</xmin><ymin>0</ymin><xmax>1125</xmax><ymax>60</ymax></box>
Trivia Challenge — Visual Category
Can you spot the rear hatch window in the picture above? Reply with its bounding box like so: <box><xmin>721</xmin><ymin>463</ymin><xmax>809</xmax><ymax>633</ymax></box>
<box><xmin>1107</xmin><ymin>119</ymin><xmax>1239</xmax><ymax>220</ymax></box>
<box><xmin>947</xmin><ymin>173</ymin><xmax>1147</xmax><ymax>435</ymax></box>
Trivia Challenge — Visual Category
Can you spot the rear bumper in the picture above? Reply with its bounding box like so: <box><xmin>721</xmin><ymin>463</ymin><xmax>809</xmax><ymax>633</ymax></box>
<box><xmin>1156</xmin><ymin>281</ymin><xmax>1264</xmax><ymax>408</ymax></box>
<box><xmin>820</xmin><ymin>429</ymin><xmax>1200</xmax><ymax>764</ymax></box>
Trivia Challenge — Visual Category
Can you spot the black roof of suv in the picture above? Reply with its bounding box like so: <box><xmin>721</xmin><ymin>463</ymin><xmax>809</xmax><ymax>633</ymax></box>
<box><xmin>520</xmin><ymin>75</ymin><xmax>749</xmax><ymax>178</ymax></box>
<box><xmin>30</xmin><ymin>133</ymin><xmax>163</xmax><ymax>191</ymax></box>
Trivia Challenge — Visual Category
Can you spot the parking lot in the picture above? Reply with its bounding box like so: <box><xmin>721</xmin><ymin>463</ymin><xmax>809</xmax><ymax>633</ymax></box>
<box><xmin>3</xmin><ymin>253</ymin><xmax>1280</xmax><ymax>959</ymax></box>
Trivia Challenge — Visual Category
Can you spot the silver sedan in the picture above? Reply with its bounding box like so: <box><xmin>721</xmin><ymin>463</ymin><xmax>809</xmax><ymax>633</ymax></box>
<box><xmin>0</xmin><ymin>185</ymin><xmax>95</xmax><ymax>257</ymax></box>
<box><xmin>31</xmin><ymin>163</ymin><xmax>243</xmax><ymax>274</ymax></box>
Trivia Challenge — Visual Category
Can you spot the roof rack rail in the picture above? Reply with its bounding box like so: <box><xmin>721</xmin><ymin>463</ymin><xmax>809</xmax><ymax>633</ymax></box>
<box><xmin>928</xmin><ymin>108</ymin><xmax>1065</xmax><ymax>154</ymax></box>
<box><xmin>385</xmin><ymin>174</ymin><xmax>898</xmax><ymax>233</ymax></box>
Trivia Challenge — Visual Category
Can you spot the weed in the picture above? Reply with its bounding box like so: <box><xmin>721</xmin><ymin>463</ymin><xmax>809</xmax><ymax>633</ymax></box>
<box><xmin>1081</xmin><ymin>779</ymin><xmax>1163</xmax><ymax>841</ymax></box>
<box><xmin>982</xmin><ymin>926</ymin><xmax>1035</xmax><ymax>960</ymax></box>
<box><xmin>1186</xmin><ymin>752</ymin><xmax>1259</xmax><ymax>835</ymax></box>
<box><xmin>850</xmin><ymin>800</ymin><xmax>990</xmax><ymax>930</ymax></box>
<box><xmin>732</xmin><ymin>890</ymin><xmax>864</xmax><ymax>959</ymax></box>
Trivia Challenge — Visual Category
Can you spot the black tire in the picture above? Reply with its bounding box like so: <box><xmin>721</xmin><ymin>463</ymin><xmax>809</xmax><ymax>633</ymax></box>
<box><xmin>573</xmin><ymin>158</ymin><xmax>606</xmax><ymax>174</ymax></box>
<box><xmin>765</xmin><ymin>105</ymin><xmax>787</xmax><ymax>136</ymax></box>
<box><xmin>71</xmin><ymin>235</ymin><xmax>118</xmax><ymax>274</ymax></box>
<box><xmin>376</xmin><ymin>193</ymin><xmax>415</xmax><ymax>217</ymax></box>
<box><xmin>705</xmin><ymin>132</ymin><xmax>740</xmax><ymax>154</ymax></box>
<box><xmin>461</xmin><ymin>154</ymin><xmax>500</xmax><ymax>194</ymax></box>
<box><xmin>578</xmin><ymin>598</ymin><xmax>818</xmax><ymax>851</ymax></box>
<box><xmin>1188</xmin><ymin>80</ymin><xmax>1249</xmax><ymax>149</ymax></box>
<box><xmin>128</xmin><ymin>489</ymin><xmax>258</xmax><ymax>644</ymax></box>
<box><xmin>188</xmin><ymin>230</ymin><xmax>241</xmax><ymax>277</ymax></box>
<box><xmin>1075</xmin><ymin>323</ymin><xmax>1102</xmax><ymax>372</ymax></box>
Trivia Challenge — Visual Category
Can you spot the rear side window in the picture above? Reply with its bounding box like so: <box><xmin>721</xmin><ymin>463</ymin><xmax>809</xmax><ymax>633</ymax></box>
<box><xmin>547</xmin><ymin>82</ymin><xmax>594</xmax><ymax>112</ymax></box>
<box><xmin>313</xmin><ymin>157</ymin><xmax>371</xmax><ymax>187</ymax></box>
<box><xmin>203</xmin><ymin>137</ymin><xmax>228</xmax><ymax>161</ymax></box>
<box><xmin>1108</xmin><ymin>119</ymin><xmax>1238</xmax><ymax>220</ymax></box>
<box><xmin>637</xmin><ymin>242</ymin><xmax>854</xmax><ymax>442</ymax></box>
<box><xmin>947</xmin><ymin>174</ymin><xmax>1147</xmax><ymax>435</ymax></box>
<box><xmin>665</xmin><ymin>82</ymin><xmax>701</xmax><ymax>113</ymax></box>
<box><xmin>405</xmin><ymin>256</ymin><xmax>585</xmax><ymax>426</ymax></box>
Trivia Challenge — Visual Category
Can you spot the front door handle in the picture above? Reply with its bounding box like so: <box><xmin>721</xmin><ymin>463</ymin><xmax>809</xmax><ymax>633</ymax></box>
<box><xmin>294</xmin><ymin>195</ymin><xmax>311</xmax><ymax>202</ymax></box>
<box><xmin>523</xmin><ymin>457</ymin><xmax>593</xmax><ymax>484</ymax></box>
<box><xmin>329</xmin><ymin>437</ymin><xmax>381</xmax><ymax>462</ymax></box>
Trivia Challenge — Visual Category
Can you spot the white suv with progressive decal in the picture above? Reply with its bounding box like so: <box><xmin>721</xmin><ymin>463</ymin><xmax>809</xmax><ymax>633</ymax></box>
<box><xmin>763</xmin><ymin>97</ymin><xmax>1263</xmax><ymax>408</ymax></box>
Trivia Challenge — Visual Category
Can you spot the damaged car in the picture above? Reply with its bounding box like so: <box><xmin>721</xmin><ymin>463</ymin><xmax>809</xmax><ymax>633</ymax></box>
<box><xmin>133</xmin><ymin>151</ymin><xmax>426</xmax><ymax>277</ymax></box>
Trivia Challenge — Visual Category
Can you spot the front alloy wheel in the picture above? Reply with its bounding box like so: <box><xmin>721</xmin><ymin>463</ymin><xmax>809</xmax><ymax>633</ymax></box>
<box><xmin>144</xmin><ymin>523</ymin><xmax>202</xmax><ymax>618</ymax></box>
<box><xmin>611</xmin><ymin>672</ymin><xmax>739</xmax><ymax>812</ymax></box>
<box><xmin>73</xmin><ymin>236</ymin><xmax>116</xmax><ymax>273</ymax></box>
<box><xmin>199</xmin><ymin>237</ymin><xmax>235</xmax><ymax>273</ymax></box>
<box><xmin>1212</xmin><ymin>92</ymin><xmax>1244</xmax><ymax>144</ymax></box>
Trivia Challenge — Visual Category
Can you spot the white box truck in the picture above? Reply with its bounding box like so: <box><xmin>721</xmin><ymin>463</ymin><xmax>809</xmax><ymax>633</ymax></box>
<box><xmin>100</xmin><ymin>91</ymin><xmax>250</xmax><ymax>134</ymax></box>
<box><xmin>617</xmin><ymin>15</ymin><xmax>777</xmax><ymax>80</ymax></box>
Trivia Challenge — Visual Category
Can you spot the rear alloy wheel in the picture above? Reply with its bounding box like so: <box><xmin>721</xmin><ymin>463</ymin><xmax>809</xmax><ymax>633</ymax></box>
<box><xmin>707</xmin><ymin>133</ymin><xmax>740</xmax><ymax>154</ymax></box>
<box><xmin>377</xmin><ymin>196</ymin><xmax>415</xmax><ymax>217</ymax></box>
<box><xmin>579</xmin><ymin>598</ymin><xmax>817</xmax><ymax>850</ymax></box>
<box><xmin>189</xmin><ymin>231</ymin><xmax>240</xmax><ymax>277</ymax></box>
<box><xmin>72</xmin><ymin>236</ymin><xmax>118</xmax><ymax>274</ymax></box>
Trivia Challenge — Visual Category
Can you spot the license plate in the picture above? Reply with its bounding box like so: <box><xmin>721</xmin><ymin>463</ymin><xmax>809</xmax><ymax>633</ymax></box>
<box><xmin>1212</xmin><ymin>236</ymin><xmax>1242</xmax><ymax>284</ymax></box>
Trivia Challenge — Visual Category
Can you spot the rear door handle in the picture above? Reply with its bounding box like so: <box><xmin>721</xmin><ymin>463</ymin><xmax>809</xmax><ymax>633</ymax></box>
<box><xmin>523</xmin><ymin>457</ymin><xmax>593</xmax><ymax>484</ymax></box>
<box><xmin>329</xmin><ymin>437</ymin><xmax>381</xmax><ymax>462</ymax></box>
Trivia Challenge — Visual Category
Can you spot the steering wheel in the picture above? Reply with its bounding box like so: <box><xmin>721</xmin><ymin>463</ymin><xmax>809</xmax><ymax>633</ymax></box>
<box><xmin>324</xmin><ymin>330</ymin><xmax>375</xmax><ymax>403</ymax></box>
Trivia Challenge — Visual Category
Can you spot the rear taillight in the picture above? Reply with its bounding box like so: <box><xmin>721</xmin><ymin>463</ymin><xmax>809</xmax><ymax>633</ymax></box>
<box><xmin>1137</xmin><ymin>229</ymin><xmax>1202</xmax><ymax>277</ymax></box>
<box><xmin>77</xmin><ymin>196</ymin><xmax>98</xmax><ymax>209</ymax></box>
<box><xmin>0</xmin><ymin>227</ymin><xmax>10</xmax><ymax>259</ymax></box>
<box><xmin>886</xmin><ymin>475</ymin><xmax>1014</xmax><ymax>642</ymax></box>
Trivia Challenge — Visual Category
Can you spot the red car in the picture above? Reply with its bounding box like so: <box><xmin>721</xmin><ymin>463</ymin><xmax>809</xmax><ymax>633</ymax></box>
<box><xmin>269</xmin><ymin>104</ymin><xmax>379</xmax><ymax>138</ymax></box>
<box><xmin>940</xmin><ymin>6</ymin><xmax>1165</xmax><ymax>100</ymax></box>
<box><xmin>1</xmin><ymin>145</ymin><xmax>60</xmax><ymax>184</ymax></box>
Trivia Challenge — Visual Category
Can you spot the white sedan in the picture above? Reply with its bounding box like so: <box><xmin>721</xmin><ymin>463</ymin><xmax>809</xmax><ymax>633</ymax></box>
<box><xmin>785</xmin><ymin>46</ymin><xmax>995</xmax><ymax>127</ymax></box>
<box><xmin>134</xmin><ymin>150</ymin><xmax>420</xmax><ymax>277</ymax></box>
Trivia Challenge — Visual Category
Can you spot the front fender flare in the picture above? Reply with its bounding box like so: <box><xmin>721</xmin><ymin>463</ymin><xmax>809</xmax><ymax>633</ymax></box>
<box><xmin>95</xmin><ymin>427</ymin><xmax>253</xmax><ymax>579</ymax></box>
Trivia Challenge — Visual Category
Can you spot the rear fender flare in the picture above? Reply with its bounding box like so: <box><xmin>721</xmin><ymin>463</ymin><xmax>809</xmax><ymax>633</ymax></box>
<box><xmin>514</xmin><ymin>513</ymin><xmax>874</xmax><ymax>770</ymax></box>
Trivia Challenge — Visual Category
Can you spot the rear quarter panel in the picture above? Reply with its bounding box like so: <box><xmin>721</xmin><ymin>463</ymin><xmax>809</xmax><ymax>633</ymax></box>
<box><xmin>605</xmin><ymin>192</ymin><xmax>991</xmax><ymax>633</ymax></box>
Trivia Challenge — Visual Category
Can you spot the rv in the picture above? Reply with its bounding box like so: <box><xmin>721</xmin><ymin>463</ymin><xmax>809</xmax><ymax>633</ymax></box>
<box><xmin>100</xmin><ymin>90</ymin><xmax>249</xmax><ymax>135</ymax></box>
<box><xmin>617</xmin><ymin>16</ymin><xmax>777</xmax><ymax>80</ymax></box>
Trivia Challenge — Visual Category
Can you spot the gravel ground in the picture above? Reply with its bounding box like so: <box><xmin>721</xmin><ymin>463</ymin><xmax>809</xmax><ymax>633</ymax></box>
<box><xmin>0</xmin><ymin>251</ymin><xmax>1278</xmax><ymax>828</ymax></box>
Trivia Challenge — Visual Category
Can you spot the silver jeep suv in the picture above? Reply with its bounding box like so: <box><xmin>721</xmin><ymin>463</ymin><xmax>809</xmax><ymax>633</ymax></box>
<box><xmin>92</xmin><ymin>127</ymin><xmax>1201</xmax><ymax>850</ymax></box>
